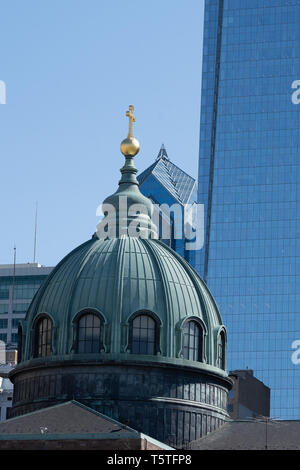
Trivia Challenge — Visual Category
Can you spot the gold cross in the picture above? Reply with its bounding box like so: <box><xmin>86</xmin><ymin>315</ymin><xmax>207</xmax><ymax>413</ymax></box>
<box><xmin>126</xmin><ymin>105</ymin><xmax>136</xmax><ymax>138</ymax></box>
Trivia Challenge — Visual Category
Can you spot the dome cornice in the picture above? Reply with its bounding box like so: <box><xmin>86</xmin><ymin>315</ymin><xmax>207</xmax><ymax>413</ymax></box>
<box><xmin>10</xmin><ymin>353</ymin><xmax>232</xmax><ymax>385</ymax></box>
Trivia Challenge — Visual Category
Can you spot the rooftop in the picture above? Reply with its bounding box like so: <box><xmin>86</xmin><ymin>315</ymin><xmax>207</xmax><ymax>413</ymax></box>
<box><xmin>190</xmin><ymin>419</ymin><xmax>300</xmax><ymax>450</ymax></box>
<box><xmin>0</xmin><ymin>263</ymin><xmax>53</xmax><ymax>277</ymax></box>
<box><xmin>0</xmin><ymin>400</ymin><xmax>173</xmax><ymax>450</ymax></box>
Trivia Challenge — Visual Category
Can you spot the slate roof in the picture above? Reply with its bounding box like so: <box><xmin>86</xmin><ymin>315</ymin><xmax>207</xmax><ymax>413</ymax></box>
<box><xmin>0</xmin><ymin>400</ymin><xmax>173</xmax><ymax>449</ymax></box>
<box><xmin>137</xmin><ymin>145</ymin><xmax>197</xmax><ymax>205</ymax></box>
<box><xmin>190</xmin><ymin>419</ymin><xmax>300</xmax><ymax>450</ymax></box>
<box><xmin>0</xmin><ymin>401</ymin><xmax>130</xmax><ymax>435</ymax></box>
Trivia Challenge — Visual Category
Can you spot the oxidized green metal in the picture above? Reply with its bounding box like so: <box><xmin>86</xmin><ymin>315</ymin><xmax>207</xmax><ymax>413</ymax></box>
<box><xmin>21</xmin><ymin>236</ymin><xmax>226</xmax><ymax>373</ymax></box>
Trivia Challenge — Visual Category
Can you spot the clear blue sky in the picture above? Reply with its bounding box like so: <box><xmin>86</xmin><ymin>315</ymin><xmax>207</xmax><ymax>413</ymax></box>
<box><xmin>0</xmin><ymin>0</ymin><xmax>205</xmax><ymax>266</ymax></box>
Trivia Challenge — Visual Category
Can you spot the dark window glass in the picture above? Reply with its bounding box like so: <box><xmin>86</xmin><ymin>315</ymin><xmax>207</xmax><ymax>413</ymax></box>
<box><xmin>0</xmin><ymin>280</ymin><xmax>10</xmax><ymax>300</ymax></box>
<box><xmin>0</xmin><ymin>305</ymin><xmax>9</xmax><ymax>314</ymax></box>
<box><xmin>35</xmin><ymin>317</ymin><xmax>52</xmax><ymax>357</ymax></box>
<box><xmin>132</xmin><ymin>314</ymin><xmax>156</xmax><ymax>355</ymax></box>
<box><xmin>13</xmin><ymin>279</ymin><xmax>43</xmax><ymax>300</ymax></box>
<box><xmin>183</xmin><ymin>321</ymin><xmax>202</xmax><ymax>361</ymax></box>
<box><xmin>0</xmin><ymin>333</ymin><xmax>7</xmax><ymax>343</ymax></box>
<box><xmin>11</xmin><ymin>333</ymin><xmax>18</xmax><ymax>344</ymax></box>
<box><xmin>217</xmin><ymin>332</ymin><xmax>226</xmax><ymax>370</ymax></box>
<box><xmin>0</xmin><ymin>290</ymin><xmax>9</xmax><ymax>300</ymax></box>
<box><xmin>0</xmin><ymin>319</ymin><xmax>8</xmax><ymax>329</ymax></box>
<box><xmin>77</xmin><ymin>313</ymin><xmax>101</xmax><ymax>353</ymax></box>
<box><xmin>12</xmin><ymin>319</ymin><xmax>20</xmax><ymax>329</ymax></box>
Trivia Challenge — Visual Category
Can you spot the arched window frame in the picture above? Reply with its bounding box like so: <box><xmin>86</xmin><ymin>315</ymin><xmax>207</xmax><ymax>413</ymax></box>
<box><xmin>32</xmin><ymin>313</ymin><xmax>54</xmax><ymax>358</ymax></box>
<box><xmin>127</xmin><ymin>310</ymin><xmax>161</xmax><ymax>356</ymax></box>
<box><xmin>72</xmin><ymin>309</ymin><xmax>105</xmax><ymax>354</ymax></box>
<box><xmin>216</xmin><ymin>327</ymin><xmax>227</xmax><ymax>370</ymax></box>
<box><xmin>179</xmin><ymin>316</ymin><xmax>207</xmax><ymax>363</ymax></box>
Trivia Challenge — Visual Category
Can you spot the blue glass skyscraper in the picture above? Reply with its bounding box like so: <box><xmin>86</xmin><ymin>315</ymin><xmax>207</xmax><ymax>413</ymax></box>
<box><xmin>138</xmin><ymin>145</ymin><xmax>198</xmax><ymax>267</ymax></box>
<box><xmin>197</xmin><ymin>0</ymin><xmax>300</xmax><ymax>418</ymax></box>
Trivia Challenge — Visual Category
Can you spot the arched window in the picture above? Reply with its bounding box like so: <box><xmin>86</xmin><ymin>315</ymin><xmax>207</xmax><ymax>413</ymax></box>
<box><xmin>34</xmin><ymin>316</ymin><xmax>53</xmax><ymax>358</ymax></box>
<box><xmin>130</xmin><ymin>313</ymin><xmax>158</xmax><ymax>355</ymax></box>
<box><xmin>76</xmin><ymin>312</ymin><xmax>103</xmax><ymax>353</ymax></box>
<box><xmin>217</xmin><ymin>330</ymin><xmax>226</xmax><ymax>370</ymax></box>
<box><xmin>183</xmin><ymin>320</ymin><xmax>203</xmax><ymax>361</ymax></box>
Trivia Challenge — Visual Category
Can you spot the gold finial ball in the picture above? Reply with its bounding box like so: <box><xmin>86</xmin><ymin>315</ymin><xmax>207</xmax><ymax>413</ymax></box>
<box><xmin>120</xmin><ymin>137</ymin><xmax>140</xmax><ymax>157</ymax></box>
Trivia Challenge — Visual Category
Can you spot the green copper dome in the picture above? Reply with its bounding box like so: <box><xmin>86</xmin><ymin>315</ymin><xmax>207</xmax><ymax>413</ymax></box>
<box><xmin>20</xmin><ymin>235</ymin><xmax>227</xmax><ymax>375</ymax></box>
<box><xmin>18</xmin><ymin>106</ymin><xmax>227</xmax><ymax>378</ymax></box>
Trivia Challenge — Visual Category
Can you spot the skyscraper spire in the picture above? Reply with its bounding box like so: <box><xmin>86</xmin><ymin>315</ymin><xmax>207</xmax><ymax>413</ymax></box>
<box><xmin>156</xmin><ymin>143</ymin><xmax>169</xmax><ymax>160</ymax></box>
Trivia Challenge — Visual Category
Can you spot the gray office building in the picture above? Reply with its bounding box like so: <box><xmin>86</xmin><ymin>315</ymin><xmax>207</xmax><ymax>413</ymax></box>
<box><xmin>0</xmin><ymin>264</ymin><xmax>53</xmax><ymax>349</ymax></box>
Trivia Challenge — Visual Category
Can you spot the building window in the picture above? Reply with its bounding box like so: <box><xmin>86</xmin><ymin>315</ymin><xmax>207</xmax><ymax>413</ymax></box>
<box><xmin>0</xmin><ymin>291</ymin><xmax>9</xmax><ymax>299</ymax></box>
<box><xmin>76</xmin><ymin>312</ymin><xmax>103</xmax><ymax>353</ymax></box>
<box><xmin>11</xmin><ymin>333</ymin><xmax>18</xmax><ymax>344</ymax></box>
<box><xmin>0</xmin><ymin>319</ymin><xmax>8</xmax><ymax>329</ymax></box>
<box><xmin>0</xmin><ymin>304</ymin><xmax>9</xmax><ymax>314</ymax></box>
<box><xmin>34</xmin><ymin>316</ymin><xmax>52</xmax><ymax>358</ymax></box>
<box><xmin>12</xmin><ymin>319</ymin><xmax>20</xmax><ymax>329</ymax></box>
<box><xmin>13</xmin><ymin>303</ymin><xmax>31</xmax><ymax>314</ymax></box>
<box><xmin>0</xmin><ymin>333</ymin><xmax>7</xmax><ymax>343</ymax></box>
<box><xmin>130</xmin><ymin>313</ymin><xmax>157</xmax><ymax>355</ymax></box>
<box><xmin>13</xmin><ymin>279</ymin><xmax>43</xmax><ymax>300</ymax></box>
<box><xmin>183</xmin><ymin>320</ymin><xmax>203</xmax><ymax>361</ymax></box>
<box><xmin>217</xmin><ymin>330</ymin><xmax>226</xmax><ymax>370</ymax></box>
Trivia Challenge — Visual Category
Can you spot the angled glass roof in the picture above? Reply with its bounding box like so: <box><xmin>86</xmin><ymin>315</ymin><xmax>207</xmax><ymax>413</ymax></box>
<box><xmin>137</xmin><ymin>145</ymin><xmax>196</xmax><ymax>205</ymax></box>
